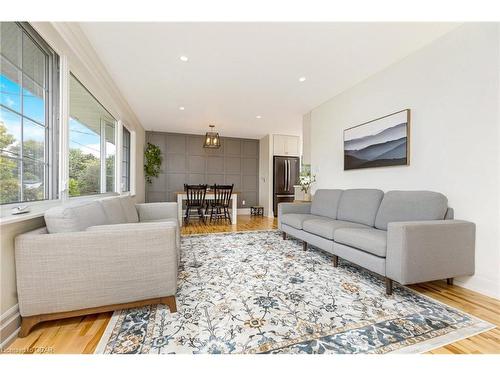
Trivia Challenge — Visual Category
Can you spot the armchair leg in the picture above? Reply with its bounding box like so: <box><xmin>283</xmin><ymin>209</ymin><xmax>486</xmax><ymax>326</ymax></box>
<box><xmin>282</xmin><ymin>232</ymin><xmax>287</xmax><ymax>240</ymax></box>
<box><xmin>19</xmin><ymin>316</ymin><xmax>41</xmax><ymax>338</ymax></box>
<box><xmin>447</xmin><ymin>278</ymin><xmax>454</xmax><ymax>285</ymax></box>
<box><xmin>302</xmin><ymin>241</ymin><xmax>308</xmax><ymax>251</ymax></box>
<box><xmin>385</xmin><ymin>278</ymin><xmax>393</xmax><ymax>295</ymax></box>
<box><xmin>161</xmin><ymin>296</ymin><xmax>177</xmax><ymax>313</ymax></box>
<box><xmin>332</xmin><ymin>255</ymin><xmax>338</xmax><ymax>267</ymax></box>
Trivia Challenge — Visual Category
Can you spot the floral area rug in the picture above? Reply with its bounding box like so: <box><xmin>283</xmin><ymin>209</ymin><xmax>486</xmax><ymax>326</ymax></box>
<box><xmin>95</xmin><ymin>230</ymin><xmax>494</xmax><ymax>354</ymax></box>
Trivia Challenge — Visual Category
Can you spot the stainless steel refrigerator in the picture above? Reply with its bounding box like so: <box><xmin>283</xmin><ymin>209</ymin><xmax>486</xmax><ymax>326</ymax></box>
<box><xmin>273</xmin><ymin>156</ymin><xmax>300</xmax><ymax>216</ymax></box>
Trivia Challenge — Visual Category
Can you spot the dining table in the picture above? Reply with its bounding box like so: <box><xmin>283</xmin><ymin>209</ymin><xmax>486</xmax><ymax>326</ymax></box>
<box><xmin>175</xmin><ymin>190</ymin><xmax>239</xmax><ymax>226</ymax></box>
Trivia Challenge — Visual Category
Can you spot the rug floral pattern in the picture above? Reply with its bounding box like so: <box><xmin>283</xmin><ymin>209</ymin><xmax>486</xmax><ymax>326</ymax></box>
<box><xmin>96</xmin><ymin>230</ymin><xmax>492</xmax><ymax>354</ymax></box>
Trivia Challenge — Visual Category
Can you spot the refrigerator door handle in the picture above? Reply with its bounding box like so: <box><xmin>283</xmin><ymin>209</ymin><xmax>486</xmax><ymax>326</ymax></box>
<box><xmin>288</xmin><ymin>160</ymin><xmax>291</xmax><ymax>192</ymax></box>
<box><xmin>285</xmin><ymin>160</ymin><xmax>288</xmax><ymax>191</ymax></box>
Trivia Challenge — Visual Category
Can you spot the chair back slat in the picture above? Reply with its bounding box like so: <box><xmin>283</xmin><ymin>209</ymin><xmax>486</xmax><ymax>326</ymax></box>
<box><xmin>213</xmin><ymin>184</ymin><xmax>233</xmax><ymax>207</ymax></box>
<box><xmin>184</xmin><ymin>184</ymin><xmax>207</xmax><ymax>207</ymax></box>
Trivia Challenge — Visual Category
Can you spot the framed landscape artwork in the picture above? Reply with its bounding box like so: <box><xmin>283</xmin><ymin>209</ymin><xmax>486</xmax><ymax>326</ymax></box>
<box><xmin>344</xmin><ymin>109</ymin><xmax>410</xmax><ymax>170</ymax></box>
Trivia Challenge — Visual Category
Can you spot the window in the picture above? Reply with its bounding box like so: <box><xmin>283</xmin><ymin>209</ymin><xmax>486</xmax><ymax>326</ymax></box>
<box><xmin>122</xmin><ymin>126</ymin><xmax>131</xmax><ymax>192</ymax></box>
<box><xmin>69</xmin><ymin>74</ymin><xmax>116</xmax><ymax>197</ymax></box>
<box><xmin>0</xmin><ymin>22</ymin><xmax>58</xmax><ymax>204</ymax></box>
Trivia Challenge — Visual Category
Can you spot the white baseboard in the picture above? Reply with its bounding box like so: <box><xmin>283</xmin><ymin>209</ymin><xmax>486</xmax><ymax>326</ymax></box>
<box><xmin>0</xmin><ymin>304</ymin><xmax>21</xmax><ymax>349</ymax></box>
<box><xmin>455</xmin><ymin>275</ymin><xmax>500</xmax><ymax>300</ymax></box>
<box><xmin>237</xmin><ymin>208</ymin><xmax>251</xmax><ymax>215</ymax></box>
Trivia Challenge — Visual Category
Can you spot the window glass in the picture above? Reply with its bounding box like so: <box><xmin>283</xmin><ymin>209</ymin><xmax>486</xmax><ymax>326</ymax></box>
<box><xmin>0</xmin><ymin>57</ymin><xmax>21</xmax><ymax>112</ymax></box>
<box><xmin>0</xmin><ymin>22</ymin><xmax>56</xmax><ymax>204</ymax></box>
<box><xmin>69</xmin><ymin>74</ymin><xmax>116</xmax><ymax>197</ymax></box>
<box><xmin>122</xmin><ymin>127</ymin><xmax>131</xmax><ymax>192</ymax></box>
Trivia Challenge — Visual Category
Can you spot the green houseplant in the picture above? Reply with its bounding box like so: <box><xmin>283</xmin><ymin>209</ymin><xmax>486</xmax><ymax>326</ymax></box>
<box><xmin>144</xmin><ymin>142</ymin><xmax>162</xmax><ymax>183</ymax></box>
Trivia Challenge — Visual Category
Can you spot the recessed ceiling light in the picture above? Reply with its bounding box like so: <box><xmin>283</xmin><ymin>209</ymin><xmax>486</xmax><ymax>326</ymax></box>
<box><xmin>256</xmin><ymin>115</ymin><xmax>262</xmax><ymax>119</ymax></box>
<box><xmin>299</xmin><ymin>76</ymin><xmax>306</xmax><ymax>82</ymax></box>
<box><xmin>179</xmin><ymin>106</ymin><xmax>185</xmax><ymax>110</ymax></box>
<box><xmin>179</xmin><ymin>55</ymin><xmax>189</xmax><ymax>62</ymax></box>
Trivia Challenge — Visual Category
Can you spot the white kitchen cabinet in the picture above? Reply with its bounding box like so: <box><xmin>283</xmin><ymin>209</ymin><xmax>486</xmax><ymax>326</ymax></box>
<box><xmin>273</xmin><ymin>135</ymin><xmax>300</xmax><ymax>156</ymax></box>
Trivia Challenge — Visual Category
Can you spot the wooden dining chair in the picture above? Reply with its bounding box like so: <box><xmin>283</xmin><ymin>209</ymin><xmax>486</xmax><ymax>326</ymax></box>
<box><xmin>209</xmin><ymin>184</ymin><xmax>234</xmax><ymax>223</ymax></box>
<box><xmin>184</xmin><ymin>184</ymin><xmax>208</xmax><ymax>224</ymax></box>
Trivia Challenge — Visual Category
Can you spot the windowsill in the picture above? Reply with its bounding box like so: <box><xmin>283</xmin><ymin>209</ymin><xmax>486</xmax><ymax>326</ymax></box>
<box><xmin>0</xmin><ymin>192</ymin><xmax>119</xmax><ymax>226</ymax></box>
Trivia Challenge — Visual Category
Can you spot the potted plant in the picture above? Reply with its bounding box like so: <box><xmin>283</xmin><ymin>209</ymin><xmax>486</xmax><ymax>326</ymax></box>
<box><xmin>144</xmin><ymin>142</ymin><xmax>162</xmax><ymax>183</ymax></box>
<box><xmin>299</xmin><ymin>168</ymin><xmax>316</xmax><ymax>201</ymax></box>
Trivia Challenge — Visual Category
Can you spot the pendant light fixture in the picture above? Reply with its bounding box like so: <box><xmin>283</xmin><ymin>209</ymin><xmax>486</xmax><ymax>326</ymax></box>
<box><xmin>203</xmin><ymin>124</ymin><xmax>221</xmax><ymax>149</ymax></box>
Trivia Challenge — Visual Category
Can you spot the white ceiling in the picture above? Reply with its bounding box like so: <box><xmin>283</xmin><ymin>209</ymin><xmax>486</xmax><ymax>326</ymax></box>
<box><xmin>79</xmin><ymin>22</ymin><xmax>459</xmax><ymax>139</ymax></box>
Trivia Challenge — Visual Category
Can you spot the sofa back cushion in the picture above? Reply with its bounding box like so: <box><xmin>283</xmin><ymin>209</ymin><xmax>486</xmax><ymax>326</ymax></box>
<box><xmin>374</xmin><ymin>190</ymin><xmax>448</xmax><ymax>230</ymax></box>
<box><xmin>99</xmin><ymin>196</ymin><xmax>127</xmax><ymax>224</ymax></box>
<box><xmin>45</xmin><ymin>201</ymin><xmax>107</xmax><ymax>233</ymax></box>
<box><xmin>310</xmin><ymin>189</ymin><xmax>343</xmax><ymax>219</ymax></box>
<box><xmin>337</xmin><ymin>189</ymin><xmax>384</xmax><ymax>226</ymax></box>
<box><xmin>119</xmin><ymin>196</ymin><xmax>139</xmax><ymax>223</ymax></box>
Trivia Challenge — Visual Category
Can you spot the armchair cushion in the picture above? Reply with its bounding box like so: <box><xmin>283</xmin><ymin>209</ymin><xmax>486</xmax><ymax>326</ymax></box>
<box><xmin>119</xmin><ymin>195</ymin><xmax>139</xmax><ymax>223</ymax></box>
<box><xmin>44</xmin><ymin>200</ymin><xmax>107</xmax><ymax>233</ymax></box>
<box><xmin>100</xmin><ymin>196</ymin><xmax>127</xmax><ymax>224</ymax></box>
<box><xmin>136</xmin><ymin>202</ymin><xmax>178</xmax><ymax>222</ymax></box>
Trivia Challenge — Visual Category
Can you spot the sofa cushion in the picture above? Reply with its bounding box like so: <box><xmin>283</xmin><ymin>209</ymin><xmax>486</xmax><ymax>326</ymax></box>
<box><xmin>310</xmin><ymin>189</ymin><xmax>343</xmax><ymax>219</ymax></box>
<box><xmin>334</xmin><ymin>228</ymin><xmax>387</xmax><ymax>257</ymax></box>
<box><xmin>281</xmin><ymin>213</ymin><xmax>322</xmax><ymax>230</ymax></box>
<box><xmin>302</xmin><ymin>218</ymin><xmax>369</xmax><ymax>240</ymax></box>
<box><xmin>119</xmin><ymin>196</ymin><xmax>139</xmax><ymax>223</ymax></box>
<box><xmin>44</xmin><ymin>201</ymin><xmax>107</xmax><ymax>233</ymax></box>
<box><xmin>337</xmin><ymin>189</ymin><xmax>384</xmax><ymax>226</ymax></box>
<box><xmin>100</xmin><ymin>197</ymin><xmax>127</xmax><ymax>224</ymax></box>
<box><xmin>375</xmin><ymin>191</ymin><xmax>448</xmax><ymax>230</ymax></box>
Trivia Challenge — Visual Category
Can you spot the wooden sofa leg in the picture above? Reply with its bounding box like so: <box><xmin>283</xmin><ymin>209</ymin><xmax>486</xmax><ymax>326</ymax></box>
<box><xmin>385</xmin><ymin>278</ymin><xmax>393</xmax><ymax>295</ymax></box>
<box><xmin>332</xmin><ymin>255</ymin><xmax>338</xmax><ymax>267</ymax></box>
<box><xmin>447</xmin><ymin>278</ymin><xmax>454</xmax><ymax>286</ymax></box>
<box><xmin>282</xmin><ymin>232</ymin><xmax>287</xmax><ymax>240</ymax></box>
<box><xmin>19</xmin><ymin>316</ymin><xmax>41</xmax><ymax>338</ymax></box>
<box><xmin>161</xmin><ymin>296</ymin><xmax>177</xmax><ymax>313</ymax></box>
<box><xmin>302</xmin><ymin>241</ymin><xmax>308</xmax><ymax>251</ymax></box>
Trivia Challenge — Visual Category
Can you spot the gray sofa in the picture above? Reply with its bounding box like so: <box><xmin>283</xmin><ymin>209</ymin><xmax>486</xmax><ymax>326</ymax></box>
<box><xmin>278</xmin><ymin>189</ymin><xmax>475</xmax><ymax>294</ymax></box>
<box><xmin>15</xmin><ymin>195</ymin><xmax>180</xmax><ymax>337</ymax></box>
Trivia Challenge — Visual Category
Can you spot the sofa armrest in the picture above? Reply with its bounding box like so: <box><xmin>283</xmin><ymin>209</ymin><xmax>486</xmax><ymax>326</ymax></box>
<box><xmin>277</xmin><ymin>202</ymin><xmax>311</xmax><ymax>230</ymax></box>
<box><xmin>278</xmin><ymin>202</ymin><xmax>311</xmax><ymax>216</ymax></box>
<box><xmin>386</xmin><ymin>220</ymin><xmax>475</xmax><ymax>285</ymax></box>
<box><xmin>135</xmin><ymin>202</ymin><xmax>178</xmax><ymax>221</ymax></box>
<box><xmin>15</xmin><ymin>225</ymin><xmax>177</xmax><ymax>317</ymax></box>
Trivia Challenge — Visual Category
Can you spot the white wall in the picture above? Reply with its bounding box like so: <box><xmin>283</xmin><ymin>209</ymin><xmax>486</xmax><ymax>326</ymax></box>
<box><xmin>310</xmin><ymin>23</ymin><xmax>500</xmax><ymax>299</ymax></box>
<box><xmin>0</xmin><ymin>22</ymin><xmax>147</xmax><ymax>346</ymax></box>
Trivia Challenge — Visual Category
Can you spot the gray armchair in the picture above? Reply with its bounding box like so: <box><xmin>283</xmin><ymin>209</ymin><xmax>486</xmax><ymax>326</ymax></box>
<box><xmin>15</xmin><ymin>196</ymin><xmax>180</xmax><ymax>337</ymax></box>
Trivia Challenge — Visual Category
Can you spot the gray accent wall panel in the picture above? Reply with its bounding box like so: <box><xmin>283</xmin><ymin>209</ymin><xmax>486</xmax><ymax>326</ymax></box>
<box><xmin>146</xmin><ymin>132</ymin><xmax>259</xmax><ymax>208</ymax></box>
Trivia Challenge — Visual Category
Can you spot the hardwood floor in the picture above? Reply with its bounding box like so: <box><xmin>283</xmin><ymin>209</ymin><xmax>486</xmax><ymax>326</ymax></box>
<box><xmin>6</xmin><ymin>215</ymin><xmax>499</xmax><ymax>354</ymax></box>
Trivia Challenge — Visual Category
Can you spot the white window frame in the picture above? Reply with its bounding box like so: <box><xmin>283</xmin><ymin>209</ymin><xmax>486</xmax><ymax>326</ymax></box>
<box><xmin>118</xmin><ymin>121</ymin><xmax>135</xmax><ymax>196</ymax></box>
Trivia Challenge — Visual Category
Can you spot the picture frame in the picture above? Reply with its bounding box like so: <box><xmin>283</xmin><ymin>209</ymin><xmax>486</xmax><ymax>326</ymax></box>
<box><xmin>343</xmin><ymin>109</ymin><xmax>411</xmax><ymax>170</ymax></box>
